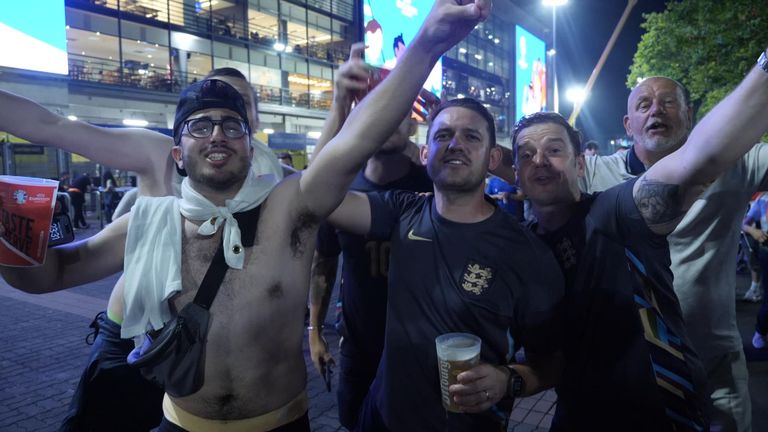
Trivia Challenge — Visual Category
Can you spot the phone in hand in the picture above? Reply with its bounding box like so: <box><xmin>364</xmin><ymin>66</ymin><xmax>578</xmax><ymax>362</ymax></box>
<box><xmin>48</xmin><ymin>198</ymin><xmax>75</xmax><ymax>248</ymax></box>
<box><xmin>323</xmin><ymin>364</ymin><xmax>333</xmax><ymax>392</ymax></box>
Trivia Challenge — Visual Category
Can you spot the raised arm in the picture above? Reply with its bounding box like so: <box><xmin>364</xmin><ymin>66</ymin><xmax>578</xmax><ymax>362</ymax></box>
<box><xmin>299</xmin><ymin>0</ymin><xmax>490</xmax><ymax>219</ymax></box>
<box><xmin>309</xmin><ymin>43</ymin><xmax>369</xmax><ymax>164</ymax></box>
<box><xmin>0</xmin><ymin>89</ymin><xmax>175</xmax><ymax>197</ymax></box>
<box><xmin>0</xmin><ymin>213</ymin><xmax>128</xmax><ymax>293</ymax></box>
<box><xmin>635</xmin><ymin>53</ymin><xmax>768</xmax><ymax>234</ymax></box>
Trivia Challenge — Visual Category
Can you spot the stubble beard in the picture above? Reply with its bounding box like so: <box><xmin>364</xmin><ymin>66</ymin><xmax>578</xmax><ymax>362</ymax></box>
<box><xmin>637</xmin><ymin>128</ymin><xmax>689</xmax><ymax>157</ymax></box>
<box><xmin>185</xmin><ymin>153</ymin><xmax>251</xmax><ymax>192</ymax></box>
<box><xmin>429</xmin><ymin>164</ymin><xmax>484</xmax><ymax>194</ymax></box>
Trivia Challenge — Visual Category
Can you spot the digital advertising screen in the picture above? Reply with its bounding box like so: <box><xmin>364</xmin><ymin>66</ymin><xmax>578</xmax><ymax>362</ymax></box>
<box><xmin>0</xmin><ymin>1</ymin><xmax>68</xmax><ymax>75</ymax></box>
<box><xmin>515</xmin><ymin>25</ymin><xmax>547</xmax><ymax>123</ymax></box>
<box><xmin>362</xmin><ymin>0</ymin><xmax>442</xmax><ymax>117</ymax></box>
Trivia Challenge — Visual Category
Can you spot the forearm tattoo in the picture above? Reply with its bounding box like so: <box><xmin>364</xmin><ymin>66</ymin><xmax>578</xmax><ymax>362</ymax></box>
<box><xmin>634</xmin><ymin>178</ymin><xmax>685</xmax><ymax>227</ymax></box>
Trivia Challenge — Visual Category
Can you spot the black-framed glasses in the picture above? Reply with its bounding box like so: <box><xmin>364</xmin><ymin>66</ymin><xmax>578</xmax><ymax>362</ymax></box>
<box><xmin>183</xmin><ymin>117</ymin><xmax>248</xmax><ymax>139</ymax></box>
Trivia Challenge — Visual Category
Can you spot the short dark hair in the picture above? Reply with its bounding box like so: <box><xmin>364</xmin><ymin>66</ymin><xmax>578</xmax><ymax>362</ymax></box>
<box><xmin>512</xmin><ymin>112</ymin><xmax>582</xmax><ymax>161</ymax></box>
<box><xmin>393</xmin><ymin>34</ymin><xmax>405</xmax><ymax>52</ymax></box>
<box><xmin>427</xmin><ymin>98</ymin><xmax>496</xmax><ymax>147</ymax></box>
<box><xmin>584</xmin><ymin>140</ymin><xmax>599</xmax><ymax>151</ymax></box>
<box><xmin>277</xmin><ymin>152</ymin><xmax>292</xmax><ymax>162</ymax></box>
<box><xmin>204</xmin><ymin>67</ymin><xmax>258</xmax><ymax>109</ymax></box>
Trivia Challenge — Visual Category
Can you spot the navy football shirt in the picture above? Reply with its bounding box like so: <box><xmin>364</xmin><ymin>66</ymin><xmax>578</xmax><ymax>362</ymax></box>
<box><xmin>367</xmin><ymin>191</ymin><xmax>564</xmax><ymax>431</ymax></box>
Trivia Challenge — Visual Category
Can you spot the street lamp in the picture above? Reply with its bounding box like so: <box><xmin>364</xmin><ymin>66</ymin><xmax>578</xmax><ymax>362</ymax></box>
<box><xmin>565</xmin><ymin>86</ymin><xmax>587</xmax><ymax>105</ymax></box>
<box><xmin>542</xmin><ymin>0</ymin><xmax>567</xmax><ymax>113</ymax></box>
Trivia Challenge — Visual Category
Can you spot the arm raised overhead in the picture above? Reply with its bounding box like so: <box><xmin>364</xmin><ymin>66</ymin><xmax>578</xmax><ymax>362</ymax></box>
<box><xmin>0</xmin><ymin>89</ymin><xmax>175</xmax><ymax>197</ymax></box>
<box><xmin>635</xmin><ymin>53</ymin><xmax>768</xmax><ymax>234</ymax></box>
<box><xmin>297</xmin><ymin>0</ymin><xmax>491</xmax><ymax>220</ymax></box>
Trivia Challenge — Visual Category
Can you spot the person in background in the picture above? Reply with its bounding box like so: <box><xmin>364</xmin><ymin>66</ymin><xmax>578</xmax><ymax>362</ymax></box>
<box><xmin>485</xmin><ymin>174</ymin><xmax>524</xmax><ymax>221</ymax></box>
<box><xmin>743</xmin><ymin>192</ymin><xmax>764</xmax><ymax>303</ymax></box>
<box><xmin>58</xmin><ymin>171</ymin><xmax>71</xmax><ymax>192</ymax></box>
<box><xmin>68</xmin><ymin>172</ymin><xmax>92</xmax><ymax>229</ymax></box>
<box><xmin>101</xmin><ymin>170</ymin><xmax>119</xmax><ymax>224</ymax></box>
<box><xmin>278</xmin><ymin>152</ymin><xmax>295</xmax><ymax>168</ymax></box>
<box><xmin>742</xmin><ymin>192</ymin><xmax>768</xmax><ymax>349</ymax></box>
<box><xmin>583</xmin><ymin>140</ymin><xmax>599</xmax><ymax>156</ymax></box>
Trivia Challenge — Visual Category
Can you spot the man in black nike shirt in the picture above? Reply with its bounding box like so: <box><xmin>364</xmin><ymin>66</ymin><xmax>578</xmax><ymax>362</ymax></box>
<box><xmin>327</xmin><ymin>97</ymin><xmax>565</xmax><ymax>431</ymax></box>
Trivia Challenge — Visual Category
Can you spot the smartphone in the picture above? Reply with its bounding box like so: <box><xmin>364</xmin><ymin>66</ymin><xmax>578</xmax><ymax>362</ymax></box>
<box><xmin>323</xmin><ymin>364</ymin><xmax>333</xmax><ymax>392</ymax></box>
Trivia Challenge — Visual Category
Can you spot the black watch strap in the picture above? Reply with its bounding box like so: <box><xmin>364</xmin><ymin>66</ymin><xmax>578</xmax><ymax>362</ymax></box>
<box><xmin>505</xmin><ymin>365</ymin><xmax>524</xmax><ymax>399</ymax></box>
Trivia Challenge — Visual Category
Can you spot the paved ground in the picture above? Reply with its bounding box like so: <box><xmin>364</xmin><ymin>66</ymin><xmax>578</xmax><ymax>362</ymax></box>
<box><xmin>0</xmin><ymin>215</ymin><xmax>765</xmax><ymax>431</ymax></box>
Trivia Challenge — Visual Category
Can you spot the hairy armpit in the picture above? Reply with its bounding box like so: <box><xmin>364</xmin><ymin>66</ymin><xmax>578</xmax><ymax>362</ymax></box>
<box><xmin>290</xmin><ymin>210</ymin><xmax>320</xmax><ymax>258</ymax></box>
<box><xmin>634</xmin><ymin>177</ymin><xmax>685</xmax><ymax>228</ymax></box>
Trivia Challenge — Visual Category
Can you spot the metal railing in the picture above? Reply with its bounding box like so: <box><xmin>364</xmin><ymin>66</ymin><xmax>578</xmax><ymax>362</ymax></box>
<box><xmin>68</xmin><ymin>54</ymin><xmax>333</xmax><ymax>110</ymax></box>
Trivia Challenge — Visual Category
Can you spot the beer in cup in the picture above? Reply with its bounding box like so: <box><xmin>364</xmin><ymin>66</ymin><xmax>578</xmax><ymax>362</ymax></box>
<box><xmin>435</xmin><ymin>333</ymin><xmax>481</xmax><ymax>412</ymax></box>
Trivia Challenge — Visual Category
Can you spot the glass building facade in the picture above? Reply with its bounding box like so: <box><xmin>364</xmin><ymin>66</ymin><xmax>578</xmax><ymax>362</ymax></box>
<box><xmin>63</xmin><ymin>0</ymin><xmax>355</xmax><ymax>112</ymax></box>
<box><xmin>0</xmin><ymin>0</ymin><xmax>547</xmax><ymax>179</ymax></box>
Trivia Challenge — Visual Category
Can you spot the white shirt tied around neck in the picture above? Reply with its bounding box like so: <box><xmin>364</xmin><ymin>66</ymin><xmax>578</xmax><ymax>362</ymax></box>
<box><xmin>179</xmin><ymin>165</ymin><xmax>272</xmax><ymax>269</ymax></box>
<box><xmin>122</xmin><ymin>142</ymin><xmax>282</xmax><ymax>341</ymax></box>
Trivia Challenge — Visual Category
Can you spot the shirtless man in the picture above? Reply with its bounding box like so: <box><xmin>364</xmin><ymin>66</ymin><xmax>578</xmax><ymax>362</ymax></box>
<box><xmin>0</xmin><ymin>0</ymin><xmax>490</xmax><ymax>429</ymax></box>
<box><xmin>0</xmin><ymin>67</ymin><xmax>283</xmax><ymax>431</ymax></box>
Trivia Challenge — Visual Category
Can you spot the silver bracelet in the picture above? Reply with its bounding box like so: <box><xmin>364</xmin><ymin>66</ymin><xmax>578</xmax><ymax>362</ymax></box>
<box><xmin>307</xmin><ymin>325</ymin><xmax>324</xmax><ymax>331</ymax></box>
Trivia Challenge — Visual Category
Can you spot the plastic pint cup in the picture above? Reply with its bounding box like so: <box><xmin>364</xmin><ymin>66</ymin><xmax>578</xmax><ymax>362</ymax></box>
<box><xmin>435</xmin><ymin>333</ymin><xmax>481</xmax><ymax>413</ymax></box>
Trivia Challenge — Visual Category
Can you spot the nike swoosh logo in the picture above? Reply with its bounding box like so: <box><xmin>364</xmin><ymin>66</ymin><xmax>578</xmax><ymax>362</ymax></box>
<box><xmin>407</xmin><ymin>229</ymin><xmax>432</xmax><ymax>242</ymax></box>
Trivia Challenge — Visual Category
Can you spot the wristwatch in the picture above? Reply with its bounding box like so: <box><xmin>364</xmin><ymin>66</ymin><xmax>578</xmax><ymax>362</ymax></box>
<box><xmin>504</xmin><ymin>365</ymin><xmax>525</xmax><ymax>400</ymax></box>
<box><xmin>759</xmin><ymin>51</ymin><xmax>768</xmax><ymax>74</ymax></box>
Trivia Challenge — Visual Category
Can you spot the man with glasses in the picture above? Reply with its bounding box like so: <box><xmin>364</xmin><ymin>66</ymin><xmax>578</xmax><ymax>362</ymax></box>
<box><xmin>0</xmin><ymin>67</ymin><xmax>283</xmax><ymax>431</ymax></box>
<box><xmin>0</xmin><ymin>0</ymin><xmax>491</xmax><ymax>429</ymax></box>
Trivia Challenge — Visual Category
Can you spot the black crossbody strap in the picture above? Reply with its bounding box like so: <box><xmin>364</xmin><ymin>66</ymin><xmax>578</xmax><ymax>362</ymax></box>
<box><xmin>192</xmin><ymin>205</ymin><xmax>261</xmax><ymax>309</ymax></box>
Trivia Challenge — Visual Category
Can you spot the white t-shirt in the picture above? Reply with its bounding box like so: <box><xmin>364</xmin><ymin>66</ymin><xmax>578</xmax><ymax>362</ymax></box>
<box><xmin>581</xmin><ymin>144</ymin><xmax>768</xmax><ymax>361</ymax></box>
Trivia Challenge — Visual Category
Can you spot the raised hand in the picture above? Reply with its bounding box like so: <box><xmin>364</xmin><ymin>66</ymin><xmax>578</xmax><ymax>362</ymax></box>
<box><xmin>333</xmin><ymin>43</ymin><xmax>370</xmax><ymax>110</ymax></box>
<box><xmin>414</xmin><ymin>0</ymin><xmax>492</xmax><ymax>57</ymax></box>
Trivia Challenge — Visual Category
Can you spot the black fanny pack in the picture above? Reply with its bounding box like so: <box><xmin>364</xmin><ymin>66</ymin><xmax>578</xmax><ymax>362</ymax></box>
<box><xmin>127</xmin><ymin>206</ymin><xmax>260</xmax><ymax>397</ymax></box>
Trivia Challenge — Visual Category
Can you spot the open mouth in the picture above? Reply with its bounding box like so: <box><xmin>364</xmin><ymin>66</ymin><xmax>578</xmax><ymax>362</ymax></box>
<box><xmin>443</xmin><ymin>157</ymin><xmax>468</xmax><ymax>166</ymax></box>
<box><xmin>205</xmin><ymin>150</ymin><xmax>231</xmax><ymax>165</ymax></box>
<box><xmin>646</xmin><ymin>120</ymin><xmax>670</xmax><ymax>134</ymax></box>
<box><xmin>531</xmin><ymin>174</ymin><xmax>556</xmax><ymax>185</ymax></box>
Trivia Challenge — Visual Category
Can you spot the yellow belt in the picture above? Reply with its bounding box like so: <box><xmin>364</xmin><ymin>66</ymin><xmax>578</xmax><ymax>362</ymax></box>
<box><xmin>162</xmin><ymin>391</ymin><xmax>308</xmax><ymax>432</ymax></box>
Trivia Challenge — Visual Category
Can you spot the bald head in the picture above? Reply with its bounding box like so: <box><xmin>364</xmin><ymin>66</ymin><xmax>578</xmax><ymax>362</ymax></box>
<box><xmin>623</xmin><ymin>77</ymin><xmax>693</xmax><ymax>166</ymax></box>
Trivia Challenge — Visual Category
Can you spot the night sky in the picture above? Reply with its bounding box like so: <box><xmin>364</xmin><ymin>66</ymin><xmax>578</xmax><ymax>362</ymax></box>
<box><xmin>511</xmin><ymin>0</ymin><xmax>670</xmax><ymax>149</ymax></box>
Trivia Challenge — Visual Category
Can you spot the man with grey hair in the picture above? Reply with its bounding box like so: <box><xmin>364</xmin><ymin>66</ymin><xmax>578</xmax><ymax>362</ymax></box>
<box><xmin>581</xmin><ymin>75</ymin><xmax>764</xmax><ymax>431</ymax></box>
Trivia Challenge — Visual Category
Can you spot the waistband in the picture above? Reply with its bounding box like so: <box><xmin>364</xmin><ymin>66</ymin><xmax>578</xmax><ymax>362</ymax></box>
<box><xmin>163</xmin><ymin>391</ymin><xmax>308</xmax><ymax>432</ymax></box>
